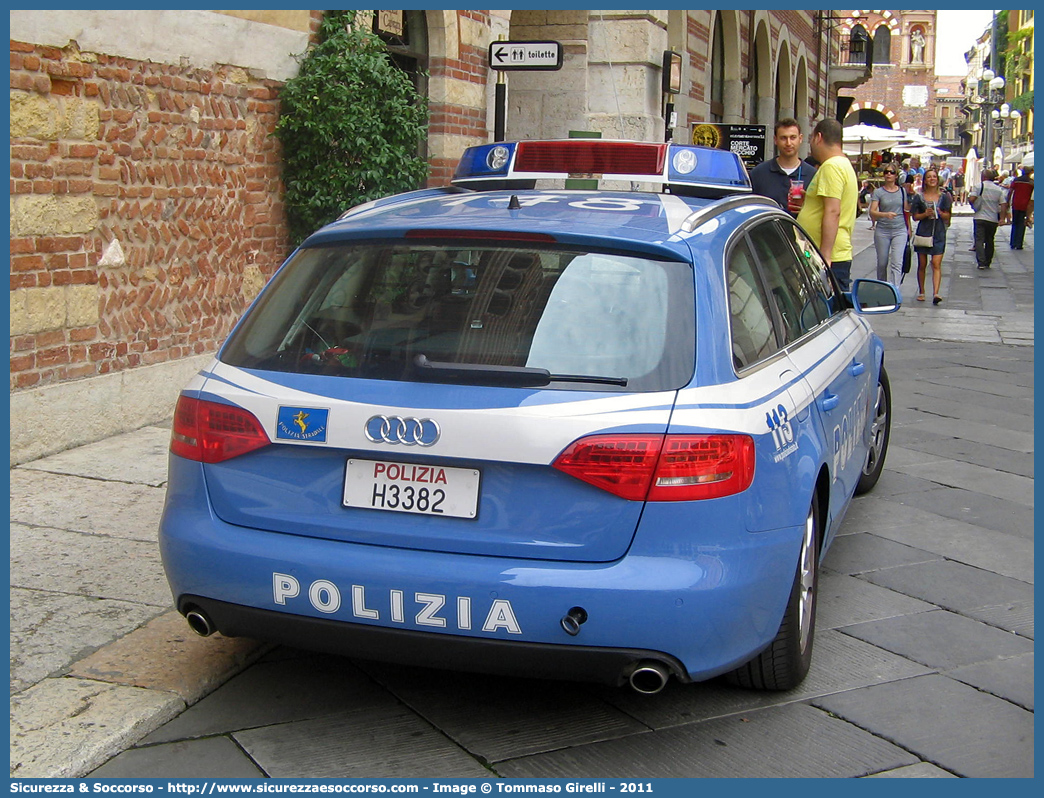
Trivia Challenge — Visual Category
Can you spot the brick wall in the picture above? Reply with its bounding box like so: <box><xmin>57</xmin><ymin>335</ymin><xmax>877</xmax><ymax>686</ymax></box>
<box><xmin>9</xmin><ymin>41</ymin><xmax>289</xmax><ymax>392</ymax></box>
<box><xmin>427</xmin><ymin>10</ymin><xmax>492</xmax><ymax>186</ymax></box>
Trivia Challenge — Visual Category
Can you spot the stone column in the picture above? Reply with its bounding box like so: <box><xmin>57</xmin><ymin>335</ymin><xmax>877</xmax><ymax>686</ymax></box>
<box><xmin>586</xmin><ymin>10</ymin><xmax>668</xmax><ymax>140</ymax></box>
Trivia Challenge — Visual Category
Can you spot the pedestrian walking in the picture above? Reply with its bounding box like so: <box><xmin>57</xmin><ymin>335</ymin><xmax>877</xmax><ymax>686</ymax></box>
<box><xmin>748</xmin><ymin>118</ymin><xmax>817</xmax><ymax>218</ymax></box>
<box><xmin>1007</xmin><ymin>166</ymin><xmax>1034</xmax><ymax>250</ymax></box>
<box><xmin>911</xmin><ymin>167</ymin><xmax>952</xmax><ymax>304</ymax></box>
<box><xmin>869</xmin><ymin>165</ymin><xmax>911</xmax><ymax>287</ymax></box>
<box><xmin>954</xmin><ymin>168</ymin><xmax>966</xmax><ymax>205</ymax></box>
<box><xmin>969</xmin><ymin>169</ymin><xmax>1009</xmax><ymax>270</ymax></box>
<box><xmin>939</xmin><ymin>162</ymin><xmax>952</xmax><ymax>190</ymax></box>
<box><xmin>859</xmin><ymin>179</ymin><xmax>875</xmax><ymax>228</ymax></box>
<box><xmin>795</xmin><ymin>118</ymin><xmax>858</xmax><ymax>291</ymax></box>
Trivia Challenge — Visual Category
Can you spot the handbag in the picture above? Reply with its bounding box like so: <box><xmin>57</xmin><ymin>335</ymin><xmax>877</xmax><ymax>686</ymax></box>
<box><xmin>901</xmin><ymin>240</ymin><xmax>912</xmax><ymax>280</ymax></box>
<box><xmin>912</xmin><ymin>219</ymin><xmax>936</xmax><ymax>248</ymax></box>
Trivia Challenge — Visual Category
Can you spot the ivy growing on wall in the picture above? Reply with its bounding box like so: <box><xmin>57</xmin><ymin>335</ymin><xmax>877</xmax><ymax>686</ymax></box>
<box><xmin>275</xmin><ymin>10</ymin><xmax>430</xmax><ymax>244</ymax></box>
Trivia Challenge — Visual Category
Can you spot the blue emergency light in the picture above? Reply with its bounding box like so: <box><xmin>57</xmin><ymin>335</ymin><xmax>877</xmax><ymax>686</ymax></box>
<box><xmin>452</xmin><ymin>139</ymin><xmax>751</xmax><ymax>198</ymax></box>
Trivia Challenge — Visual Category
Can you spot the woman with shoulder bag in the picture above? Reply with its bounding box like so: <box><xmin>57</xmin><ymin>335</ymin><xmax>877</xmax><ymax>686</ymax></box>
<box><xmin>869</xmin><ymin>165</ymin><xmax>911</xmax><ymax>288</ymax></box>
<box><xmin>911</xmin><ymin>167</ymin><xmax>953</xmax><ymax>304</ymax></box>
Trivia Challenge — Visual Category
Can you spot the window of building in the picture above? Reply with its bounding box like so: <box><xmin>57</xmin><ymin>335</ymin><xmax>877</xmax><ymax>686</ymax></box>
<box><xmin>849</xmin><ymin>25</ymin><xmax>868</xmax><ymax>65</ymax></box>
<box><xmin>873</xmin><ymin>26</ymin><xmax>891</xmax><ymax>65</ymax></box>
<box><xmin>711</xmin><ymin>13</ymin><xmax>725</xmax><ymax>122</ymax></box>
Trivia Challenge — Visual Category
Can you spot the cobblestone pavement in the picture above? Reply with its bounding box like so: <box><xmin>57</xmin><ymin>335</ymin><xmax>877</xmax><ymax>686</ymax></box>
<box><xmin>10</xmin><ymin>215</ymin><xmax>1033</xmax><ymax>778</ymax></box>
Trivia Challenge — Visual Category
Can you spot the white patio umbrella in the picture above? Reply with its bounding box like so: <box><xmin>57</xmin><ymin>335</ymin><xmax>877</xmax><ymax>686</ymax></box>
<box><xmin>842</xmin><ymin>123</ymin><xmax>906</xmax><ymax>157</ymax></box>
<box><xmin>964</xmin><ymin>147</ymin><xmax>981</xmax><ymax>188</ymax></box>
<box><xmin>899</xmin><ymin>144</ymin><xmax>950</xmax><ymax>158</ymax></box>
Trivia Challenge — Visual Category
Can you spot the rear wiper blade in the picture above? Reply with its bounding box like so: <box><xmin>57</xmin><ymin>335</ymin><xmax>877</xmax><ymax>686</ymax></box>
<box><xmin>549</xmin><ymin>373</ymin><xmax>629</xmax><ymax>386</ymax></box>
<box><xmin>413</xmin><ymin>354</ymin><xmax>551</xmax><ymax>386</ymax></box>
<box><xmin>413</xmin><ymin>355</ymin><xmax>628</xmax><ymax>388</ymax></box>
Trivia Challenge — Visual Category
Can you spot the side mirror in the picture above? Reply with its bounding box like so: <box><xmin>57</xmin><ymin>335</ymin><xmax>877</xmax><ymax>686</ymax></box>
<box><xmin>849</xmin><ymin>279</ymin><xmax>900</xmax><ymax>314</ymax></box>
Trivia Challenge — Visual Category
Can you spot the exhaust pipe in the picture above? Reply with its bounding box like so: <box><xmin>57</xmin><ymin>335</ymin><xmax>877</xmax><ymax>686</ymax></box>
<box><xmin>628</xmin><ymin>660</ymin><xmax>670</xmax><ymax>695</ymax></box>
<box><xmin>185</xmin><ymin>609</ymin><xmax>214</xmax><ymax>637</ymax></box>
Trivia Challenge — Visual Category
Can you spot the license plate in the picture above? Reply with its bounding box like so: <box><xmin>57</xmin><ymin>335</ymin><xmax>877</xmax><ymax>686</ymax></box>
<box><xmin>343</xmin><ymin>459</ymin><xmax>480</xmax><ymax>519</ymax></box>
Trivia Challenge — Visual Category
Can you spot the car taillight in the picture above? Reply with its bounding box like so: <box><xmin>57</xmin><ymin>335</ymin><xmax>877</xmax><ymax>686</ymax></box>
<box><xmin>552</xmin><ymin>434</ymin><xmax>754</xmax><ymax>502</ymax></box>
<box><xmin>170</xmin><ymin>395</ymin><xmax>270</xmax><ymax>463</ymax></box>
<box><xmin>646</xmin><ymin>434</ymin><xmax>755</xmax><ymax>501</ymax></box>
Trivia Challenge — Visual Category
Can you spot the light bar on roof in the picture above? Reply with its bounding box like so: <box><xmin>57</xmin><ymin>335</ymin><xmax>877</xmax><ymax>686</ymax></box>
<box><xmin>452</xmin><ymin>140</ymin><xmax>751</xmax><ymax>197</ymax></box>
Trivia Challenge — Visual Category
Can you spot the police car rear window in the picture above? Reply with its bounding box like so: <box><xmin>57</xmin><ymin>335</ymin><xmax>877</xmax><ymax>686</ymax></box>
<box><xmin>221</xmin><ymin>242</ymin><xmax>695</xmax><ymax>392</ymax></box>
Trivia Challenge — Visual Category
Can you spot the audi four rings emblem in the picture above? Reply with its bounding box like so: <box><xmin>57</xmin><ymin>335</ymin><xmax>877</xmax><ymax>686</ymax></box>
<box><xmin>365</xmin><ymin>415</ymin><xmax>441</xmax><ymax>446</ymax></box>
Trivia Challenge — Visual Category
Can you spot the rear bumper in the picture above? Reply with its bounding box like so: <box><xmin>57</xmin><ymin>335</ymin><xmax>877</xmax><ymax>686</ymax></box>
<box><xmin>160</xmin><ymin>455</ymin><xmax>804</xmax><ymax>684</ymax></box>
<box><xmin>180</xmin><ymin>595</ymin><xmax>687</xmax><ymax>686</ymax></box>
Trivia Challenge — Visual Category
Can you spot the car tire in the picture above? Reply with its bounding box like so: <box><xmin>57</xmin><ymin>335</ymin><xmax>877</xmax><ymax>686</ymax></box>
<box><xmin>855</xmin><ymin>365</ymin><xmax>891</xmax><ymax>495</ymax></box>
<box><xmin>725</xmin><ymin>494</ymin><xmax>819</xmax><ymax>691</ymax></box>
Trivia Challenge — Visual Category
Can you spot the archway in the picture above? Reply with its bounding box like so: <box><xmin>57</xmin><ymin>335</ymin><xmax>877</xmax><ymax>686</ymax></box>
<box><xmin>844</xmin><ymin>108</ymin><xmax>894</xmax><ymax>129</ymax></box>
<box><xmin>751</xmin><ymin>19</ymin><xmax>772</xmax><ymax>125</ymax></box>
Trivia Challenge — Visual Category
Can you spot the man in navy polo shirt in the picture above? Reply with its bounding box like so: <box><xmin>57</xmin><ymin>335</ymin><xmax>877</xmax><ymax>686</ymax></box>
<box><xmin>749</xmin><ymin>118</ymin><xmax>817</xmax><ymax>217</ymax></box>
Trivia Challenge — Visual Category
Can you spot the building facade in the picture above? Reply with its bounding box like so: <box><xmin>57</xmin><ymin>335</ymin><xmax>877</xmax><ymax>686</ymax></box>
<box><xmin>837</xmin><ymin>9</ymin><xmax>939</xmax><ymax>135</ymax></box>
<box><xmin>959</xmin><ymin>11</ymin><xmax>1034</xmax><ymax>170</ymax></box>
<box><xmin>1005</xmin><ymin>10</ymin><xmax>1034</xmax><ymax>166</ymax></box>
<box><xmin>10</xmin><ymin>9</ymin><xmax>851</xmax><ymax>463</ymax></box>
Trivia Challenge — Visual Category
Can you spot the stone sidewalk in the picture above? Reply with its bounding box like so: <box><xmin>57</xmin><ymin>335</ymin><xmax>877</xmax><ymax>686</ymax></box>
<box><xmin>9</xmin><ymin>214</ymin><xmax>1033</xmax><ymax>778</ymax></box>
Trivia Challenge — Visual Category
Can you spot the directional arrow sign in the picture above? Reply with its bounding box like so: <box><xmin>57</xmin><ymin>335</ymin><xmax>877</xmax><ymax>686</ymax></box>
<box><xmin>488</xmin><ymin>40</ymin><xmax>563</xmax><ymax>71</ymax></box>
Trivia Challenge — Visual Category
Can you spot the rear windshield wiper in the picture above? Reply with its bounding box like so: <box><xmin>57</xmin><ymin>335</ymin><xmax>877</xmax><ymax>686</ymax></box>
<box><xmin>547</xmin><ymin>373</ymin><xmax>628</xmax><ymax>386</ymax></box>
<box><xmin>414</xmin><ymin>354</ymin><xmax>551</xmax><ymax>386</ymax></box>
<box><xmin>412</xmin><ymin>355</ymin><xmax>628</xmax><ymax>387</ymax></box>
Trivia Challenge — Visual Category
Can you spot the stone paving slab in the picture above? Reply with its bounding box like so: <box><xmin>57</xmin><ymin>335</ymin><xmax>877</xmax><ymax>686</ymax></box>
<box><xmin>140</xmin><ymin>653</ymin><xmax>396</xmax><ymax>745</ymax></box>
<box><xmin>927</xmin><ymin>372</ymin><xmax>1034</xmax><ymax>400</ymax></box>
<box><xmin>18</xmin><ymin>425</ymin><xmax>171</xmax><ymax>486</ymax></box>
<box><xmin>363</xmin><ymin>663</ymin><xmax>648</xmax><ymax>763</ymax></box>
<box><xmin>880</xmin><ymin>444</ymin><xmax>947</xmax><ymax>469</ymax></box>
<box><xmin>10</xmin><ymin>676</ymin><xmax>185</xmax><ymax>778</ymax></box>
<box><xmin>863</xmin><ymin>763</ymin><xmax>958</xmax><ymax>778</ymax></box>
<box><xmin>813</xmin><ymin>674</ymin><xmax>1034</xmax><ymax>778</ymax></box>
<box><xmin>895</xmin><ymin>415</ymin><xmax>1034</xmax><ymax>456</ymax></box>
<box><xmin>10</xmin><ymin>523</ymin><xmax>172</xmax><ymax>607</ymax></box>
<box><xmin>895</xmin><ymin>392</ymin><xmax>1035</xmax><ymax>433</ymax></box>
<box><xmin>888</xmin><ymin>458</ymin><xmax>1034</xmax><ymax>506</ymax></box>
<box><xmin>864</xmin><ymin>469</ymin><xmax>942</xmax><ymax>499</ymax></box>
<box><xmin>9</xmin><ymin>469</ymin><xmax>166</xmax><ymax>544</ymax></box>
<box><xmin>821</xmin><ymin>531</ymin><xmax>942</xmax><ymax>575</ymax></box>
<box><xmin>841</xmin><ymin>497</ymin><xmax>1034</xmax><ymax>583</ymax></box>
<box><xmin>496</xmin><ymin>702</ymin><xmax>919</xmax><ymax>778</ymax></box>
<box><xmin>68</xmin><ymin>611</ymin><xmax>269</xmax><ymax>705</ymax></box>
<box><xmin>896</xmin><ymin>379</ymin><xmax>1034</xmax><ymax>417</ymax></box>
<box><xmin>816</xmin><ymin>571</ymin><xmax>937</xmax><ymax>630</ymax></box>
<box><xmin>885</xmin><ymin>484</ymin><xmax>1033</xmax><ymax>538</ymax></box>
<box><xmin>859</xmin><ymin>559</ymin><xmax>1033</xmax><ymax>617</ymax></box>
<box><xmin>90</xmin><ymin>736</ymin><xmax>266</xmax><ymax>779</ymax></box>
<box><xmin>964</xmin><ymin>598</ymin><xmax>1034</xmax><ymax>639</ymax></box>
<box><xmin>897</xmin><ymin>436</ymin><xmax>1034</xmax><ymax>479</ymax></box>
<box><xmin>233</xmin><ymin>703</ymin><xmax>493</xmax><ymax>779</ymax></box>
<box><xmin>944</xmin><ymin>652</ymin><xmax>1034</xmax><ymax>711</ymax></box>
<box><xmin>841</xmin><ymin>609</ymin><xmax>1034</xmax><ymax>671</ymax></box>
<box><xmin>931</xmin><ymin>362</ymin><xmax>1035</xmax><ymax>387</ymax></box>
<box><xmin>589</xmin><ymin>630</ymin><xmax>931</xmax><ymax>730</ymax></box>
<box><xmin>10</xmin><ymin>587</ymin><xmax>161</xmax><ymax>696</ymax></box>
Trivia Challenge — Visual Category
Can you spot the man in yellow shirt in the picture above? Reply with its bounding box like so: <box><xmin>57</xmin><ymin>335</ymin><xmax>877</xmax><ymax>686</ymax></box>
<box><xmin>796</xmin><ymin>118</ymin><xmax>858</xmax><ymax>291</ymax></box>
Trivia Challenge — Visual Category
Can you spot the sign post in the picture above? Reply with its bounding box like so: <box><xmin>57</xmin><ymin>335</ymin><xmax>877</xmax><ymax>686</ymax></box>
<box><xmin>488</xmin><ymin>41</ymin><xmax>563</xmax><ymax>142</ymax></box>
<box><xmin>488</xmin><ymin>41</ymin><xmax>563</xmax><ymax>71</ymax></box>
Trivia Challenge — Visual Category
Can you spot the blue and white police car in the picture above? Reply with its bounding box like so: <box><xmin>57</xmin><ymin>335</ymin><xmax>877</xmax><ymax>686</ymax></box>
<box><xmin>160</xmin><ymin>139</ymin><xmax>899</xmax><ymax>694</ymax></box>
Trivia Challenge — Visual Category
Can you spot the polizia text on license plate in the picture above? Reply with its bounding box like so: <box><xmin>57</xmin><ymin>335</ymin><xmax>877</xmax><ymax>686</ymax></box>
<box><xmin>343</xmin><ymin>459</ymin><xmax>481</xmax><ymax>519</ymax></box>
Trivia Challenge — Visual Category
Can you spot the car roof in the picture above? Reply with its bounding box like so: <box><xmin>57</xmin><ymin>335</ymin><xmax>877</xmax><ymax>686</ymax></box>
<box><xmin>302</xmin><ymin>187</ymin><xmax>777</xmax><ymax>262</ymax></box>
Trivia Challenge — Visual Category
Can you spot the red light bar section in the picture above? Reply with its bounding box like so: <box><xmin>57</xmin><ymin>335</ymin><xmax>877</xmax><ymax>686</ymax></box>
<box><xmin>515</xmin><ymin>141</ymin><xmax>667</xmax><ymax>176</ymax></box>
